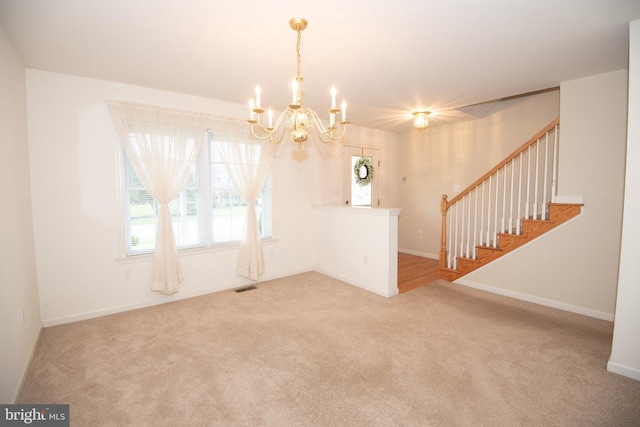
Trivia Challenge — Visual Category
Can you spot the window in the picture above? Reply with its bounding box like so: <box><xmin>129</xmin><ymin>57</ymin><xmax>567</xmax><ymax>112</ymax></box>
<box><xmin>122</xmin><ymin>133</ymin><xmax>272</xmax><ymax>255</ymax></box>
<box><xmin>350</xmin><ymin>155</ymin><xmax>373</xmax><ymax>206</ymax></box>
<box><xmin>343</xmin><ymin>146</ymin><xmax>379</xmax><ymax>207</ymax></box>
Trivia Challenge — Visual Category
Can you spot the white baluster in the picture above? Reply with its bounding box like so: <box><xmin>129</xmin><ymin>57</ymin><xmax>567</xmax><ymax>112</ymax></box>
<box><xmin>473</xmin><ymin>186</ymin><xmax>478</xmax><ymax>258</ymax></box>
<box><xmin>517</xmin><ymin>152</ymin><xmax>523</xmax><ymax>235</ymax></box>
<box><xmin>500</xmin><ymin>165</ymin><xmax>506</xmax><ymax>233</ymax></box>
<box><xmin>466</xmin><ymin>192</ymin><xmax>472</xmax><ymax>258</ymax></box>
<box><xmin>454</xmin><ymin>201</ymin><xmax>459</xmax><ymax>269</ymax></box>
<box><xmin>487</xmin><ymin>175</ymin><xmax>492</xmax><ymax>246</ymax></box>
<box><xmin>493</xmin><ymin>170</ymin><xmax>499</xmax><ymax>248</ymax></box>
<box><xmin>525</xmin><ymin>146</ymin><xmax>531</xmax><ymax>219</ymax></box>
<box><xmin>480</xmin><ymin>181</ymin><xmax>485</xmax><ymax>247</ymax></box>
<box><xmin>508</xmin><ymin>159</ymin><xmax>515</xmax><ymax>234</ymax></box>
<box><xmin>460</xmin><ymin>195</ymin><xmax>466</xmax><ymax>258</ymax></box>
<box><xmin>447</xmin><ymin>208</ymin><xmax>453</xmax><ymax>269</ymax></box>
<box><xmin>551</xmin><ymin>124</ymin><xmax>558</xmax><ymax>203</ymax></box>
<box><xmin>542</xmin><ymin>132</ymin><xmax>549</xmax><ymax>220</ymax></box>
<box><xmin>533</xmin><ymin>139</ymin><xmax>540</xmax><ymax>219</ymax></box>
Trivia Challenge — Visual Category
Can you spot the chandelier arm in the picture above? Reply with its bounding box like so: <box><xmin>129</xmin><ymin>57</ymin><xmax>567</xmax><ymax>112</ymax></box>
<box><xmin>269</xmin><ymin>113</ymin><xmax>289</xmax><ymax>145</ymax></box>
<box><xmin>251</xmin><ymin>109</ymin><xmax>291</xmax><ymax>144</ymax></box>
<box><xmin>306</xmin><ymin>108</ymin><xmax>345</xmax><ymax>143</ymax></box>
<box><xmin>250</xmin><ymin>123</ymin><xmax>288</xmax><ymax>145</ymax></box>
<box><xmin>253</xmin><ymin>109</ymin><xmax>286</xmax><ymax>134</ymax></box>
<box><xmin>315</xmin><ymin>121</ymin><xmax>347</xmax><ymax>142</ymax></box>
<box><xmin>249</xmin><ymin>124</ymin><xmax>276</xmax><ymax>141</ymax></box>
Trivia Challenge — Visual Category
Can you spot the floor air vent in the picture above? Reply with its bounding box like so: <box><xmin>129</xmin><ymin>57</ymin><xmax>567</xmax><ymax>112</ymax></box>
<box><xmin>234</xmin><ymin>285</ymin><xmax>257</xmax><ymax>293</ymax></box>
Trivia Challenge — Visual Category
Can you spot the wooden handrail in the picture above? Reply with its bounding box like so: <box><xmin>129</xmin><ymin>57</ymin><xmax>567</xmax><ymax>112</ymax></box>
<box><xmin>444</xmin><ymin>118</ymin><xmax>559</xmax><ymax>210</ymax></box>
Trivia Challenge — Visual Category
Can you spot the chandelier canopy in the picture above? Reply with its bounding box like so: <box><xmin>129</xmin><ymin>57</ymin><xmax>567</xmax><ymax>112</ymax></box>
<box><xmin>247</xmin><ymin>18</ymin><xmax>348</xmax><ymax>152</ymax></box>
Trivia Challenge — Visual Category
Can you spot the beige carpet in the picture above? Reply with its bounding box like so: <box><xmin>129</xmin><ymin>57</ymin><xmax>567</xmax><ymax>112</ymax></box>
<box><xmin>19</xmin><ymin>272</ymin><xmax>640</xmax><ymax>426</ymax></box>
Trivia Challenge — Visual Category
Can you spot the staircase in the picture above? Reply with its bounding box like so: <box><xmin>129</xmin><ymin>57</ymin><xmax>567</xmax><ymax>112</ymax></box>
<box><xmin>438</xmin><ymin>118</ymin><xmax>583</xmax><ymax>282</ymax></box>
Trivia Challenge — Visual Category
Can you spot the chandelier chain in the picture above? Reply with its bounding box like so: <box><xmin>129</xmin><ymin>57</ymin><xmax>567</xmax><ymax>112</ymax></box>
<box><xmin>295</xmin><ymin>28</ymin><xmax>302</xmax><ymax>78</ymax></box>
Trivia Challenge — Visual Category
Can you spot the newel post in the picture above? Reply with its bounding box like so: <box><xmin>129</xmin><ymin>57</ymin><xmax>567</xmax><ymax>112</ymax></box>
<box><xmin>440</xmin><ymin>194</ymin><xmax>448</xmax><ymax>269</ymax></box>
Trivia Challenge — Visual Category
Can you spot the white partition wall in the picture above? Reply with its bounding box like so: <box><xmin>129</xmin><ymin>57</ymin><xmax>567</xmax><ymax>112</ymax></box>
<box><xmin>312</xmin><ymin>205</ymin><xmax>401</xmax><ymax>298</ymax></box>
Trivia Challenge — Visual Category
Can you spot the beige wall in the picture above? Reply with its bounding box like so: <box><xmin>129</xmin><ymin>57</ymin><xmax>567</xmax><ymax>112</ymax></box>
<box><xmin>0</xmin><ymin>25</ymin><xmax>42</xmax><ymax>402</ymax></box>
<box><xmin>397</xmin><ymin>90</ymin><xmax>560</xmax><ymax>258</ymax></box>
<box><xmin>461</xmin><ymin>70</ymin><xmax>628</xmax><ymax>319</ymax></box>
<box><xmin>609</xmin><ymin>19</ymin><xmax>640</xmax><ymax>381</ymax></box>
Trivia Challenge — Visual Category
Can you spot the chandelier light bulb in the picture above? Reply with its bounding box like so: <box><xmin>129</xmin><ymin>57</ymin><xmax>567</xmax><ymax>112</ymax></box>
<box><xmin>249</xmin><ymin>99</ymin><xmax>255</xmax><ymax>121</ymax></box>
<box><xmin>291</xmin><ymin>80</ymin><xmax>297</xmax><ymax>104</ymax></box>
<box><xmin>331</xmin><ymin>86</ymin><xmax>337</xmax><ymax>108</ymax></box>
<box><xmin>255</xmin><ymin>85</ymin><xmax>261</xmax><ymax>108</ymax></box>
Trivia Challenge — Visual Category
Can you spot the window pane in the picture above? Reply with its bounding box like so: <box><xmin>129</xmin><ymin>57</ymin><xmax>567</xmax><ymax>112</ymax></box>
<box><xmin>123</xmin><ymin>151</ymin><xmax>203</xmax><ymax>254</ymax></box>
<box><xmin>127</xmin><ymin>187</ymin><xmax>157</xmax><ymax>253</ymax></box>
<box><xmin>209</xmin><ymin>138</ymin><xmax>270</xmax><ymax>244</ymax></box>
<box><xmin>171</xmin><ymin>187</ymin><xmax>201</xmax><ymax>248</ymax></box>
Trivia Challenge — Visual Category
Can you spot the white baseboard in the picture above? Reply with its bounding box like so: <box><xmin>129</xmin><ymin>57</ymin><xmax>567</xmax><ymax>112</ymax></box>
<box><xmin>12</xmin><ymin>324</ymin><xmax>43</xmax><ymax>403</ymax></box>
<box><xmin>312</xmin><ymin>267</ymin><xmax>399</xmax><ymax>298</ymax></box>
<box><xmin>398</xmin><ymin>248</ymin><xmax>438</xmax><ymax>259</ymax></box>
<box><xmin>42</xmin><ymin>267</ymin><xmax>313</xmax><ymax>327</ymax></box>
<box><xmin>455</xmin><ymin>278</ymin><xmax>614</xmax><ymax>322</ymax></box>
<box><xmin>607</xmin><ymin>360</ymin><xmax>640</xmax><ymax>381</ymax></box>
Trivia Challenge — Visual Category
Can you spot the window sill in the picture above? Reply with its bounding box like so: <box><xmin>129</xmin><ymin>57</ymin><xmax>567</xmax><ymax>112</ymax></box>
<box><xmin>115</xmin><ymin>237</ymin><xmax>279</xmax><ymax>265</ymax></box>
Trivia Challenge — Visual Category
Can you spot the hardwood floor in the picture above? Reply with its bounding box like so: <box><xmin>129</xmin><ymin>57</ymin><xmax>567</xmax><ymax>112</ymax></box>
<box><xmin>398</xmin><ymin>252</ymin><xmax>441</xmax><ymax>293</ymax></box>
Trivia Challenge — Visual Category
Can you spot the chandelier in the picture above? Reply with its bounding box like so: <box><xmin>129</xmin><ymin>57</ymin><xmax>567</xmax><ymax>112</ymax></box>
<box><xmin>247</xmin><ymin>18</ymin><xmax>348</xmax><ymax>152</ymax></box>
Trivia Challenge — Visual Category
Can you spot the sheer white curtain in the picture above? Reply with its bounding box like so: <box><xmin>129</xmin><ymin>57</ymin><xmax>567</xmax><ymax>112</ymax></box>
<box><xmin>108</xmin><ymin>101</ymin><xmax>209</xmax><ymax>295</ymax></box>
<box><xmin>214</xmin><ymin>121</ymin><xmax>275</xmax><ymax>280</ymax></box>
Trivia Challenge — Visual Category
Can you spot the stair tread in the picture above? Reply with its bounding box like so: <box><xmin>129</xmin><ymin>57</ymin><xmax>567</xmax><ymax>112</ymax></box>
<box><xmin>456</xmin><ymin>256</ymin><xmax>481</xmax><ymax>263</ymax></box>
<box><xmin>497</xmin><ymin>232</ymin><xmax>526</xmax><ymax>238</ymax></box>
<box><xmin>477</xmin><ymin>245</ymin><xmax>504</xmax><ymax>251</ymax></box>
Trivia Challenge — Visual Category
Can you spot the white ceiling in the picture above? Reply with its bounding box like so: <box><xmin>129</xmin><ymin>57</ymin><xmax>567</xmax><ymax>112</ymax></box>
<box><xmin>1</xmin><ymin>0</ymin><xmax>639</xmax><ymax>132</ymax></box>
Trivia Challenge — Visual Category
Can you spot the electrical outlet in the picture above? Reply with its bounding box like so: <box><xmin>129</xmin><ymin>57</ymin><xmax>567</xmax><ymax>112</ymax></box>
<box><xmin>453</xmin><ymin>184</ymin><xmax>461</xmax><ymax>192</ymax></box>
<box><xmin>418</xmin><ymin>229</ymin><xmax>423</xmax><ymax>239</ymax></box>
<box><xmin>20</xmin><ymin>307</ymin><xmax>25</xmax><ymax>325</ymax></box>
<box><xmin>124</xmin><ymin>270</ymin><xmax>132</xmax><ymax>280</ymax></box>
<box><xmin>363</xmin><ymin>255</ymin><xmax>368</xmax><ymax>264</ymax></box>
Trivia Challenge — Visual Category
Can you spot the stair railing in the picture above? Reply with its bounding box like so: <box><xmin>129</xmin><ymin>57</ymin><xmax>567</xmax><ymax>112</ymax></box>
<box><xmin>440</xmin><ymin>118</ymin><xmax>560</xmax><ymax>270</ymax></box>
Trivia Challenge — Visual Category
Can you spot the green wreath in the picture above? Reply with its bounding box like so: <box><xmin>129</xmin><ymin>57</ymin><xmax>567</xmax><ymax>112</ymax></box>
<box><xmin>354</xmin><ymin>156</ymin><xmax>374</xmax><ymax>187</ymax></box>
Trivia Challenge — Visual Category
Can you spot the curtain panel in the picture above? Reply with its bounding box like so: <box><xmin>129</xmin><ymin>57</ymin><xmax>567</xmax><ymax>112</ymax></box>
<box><xmin>213</xmin><ymin>121</ymin><xmax>275</xmax><ymax>280</ymax></box>
<box><xmin>108</xmin><ymin>101</ymin><xmax>209</xmax><ymax>295</ymax></box>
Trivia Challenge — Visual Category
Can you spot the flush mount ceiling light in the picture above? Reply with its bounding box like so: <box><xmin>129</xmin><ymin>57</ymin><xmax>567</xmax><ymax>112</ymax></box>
<box><xmin>412</xmin><ymin>110</ymin><xmax>431</xmax><ymax>130</ymax></box>
<box><xmin>247</xmin><ymin>18</ymin><xmax>348</xmax><ymax>152</ymax></box>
